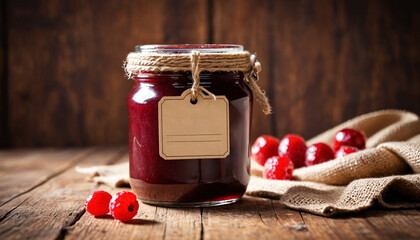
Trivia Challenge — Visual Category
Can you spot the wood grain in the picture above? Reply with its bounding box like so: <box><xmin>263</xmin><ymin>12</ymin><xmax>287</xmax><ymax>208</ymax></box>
<box><xmin>213</xmin><ymin>0</ymin><xmax>276</xmax><ymax>141</ymax></box>
<box><xmin>6</xmin><ymin>0</ymin><xmax>208</xmax><ymax>147</ymax></box>
<box><xmin>362</xmin><ymin>209</ymin><xmax>420</xmax><ymax>239</ymax></box>
<box><xmin>202</xmin><ymin>197</ymin><xmax>311</xmax><ymax>239</ymax></box>
<box><xmin>66</xmin><ymin>192</ymin><xmax>202</xmax><ymax>240</ymax></box>
<box><xmin>0</xmin><ymin>148</ymin><xmax>88</xmax><ymax>206</ymax></box>
<box><xmin>65</xmin><ymin>152</ymin><xmax>202</xmax><ymax>240</ymax></box>
<box><xmin>0</xmin><ymin>0</ymin><xmax>7</xmax><ymax>148</ymax></box>
<box><xmin>271</xmin><ymin>0</ymin><xmax>420</xmax><ymax>140</ymax></box>
<box><xmin>301</xmin><ymin>211</ymin><xmax>379</xmax><ymax>240</ymax></box>
<box><xmin>2</xmin><ymin>0</ymin><xmax>420</xmax><ymax>147</ymax></box>
<box><xmin>0</xmin><ymin>148</ymin><xmax>420</xmax><ymax>239</ymax></box>
<box><xmin>302</xmin><ymin>209</ymin><xmax>420</xmax><ymax>240</ymax></box>
<box><xmin>0</xmin><ymin>148</ymin><xmax>127</xmax><ymax>239</ymax></box>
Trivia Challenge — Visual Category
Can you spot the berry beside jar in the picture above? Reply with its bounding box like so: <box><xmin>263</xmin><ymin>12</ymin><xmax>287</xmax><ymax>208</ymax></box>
<box><xmin>251</xmin><ymin>128</ymin><xmax>366</xmax><ymax>180</ymax></box>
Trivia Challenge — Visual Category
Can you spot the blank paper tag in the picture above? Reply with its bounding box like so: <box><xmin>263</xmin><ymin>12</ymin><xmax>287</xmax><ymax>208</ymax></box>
<box><xmin>158</xmin><ymin>89</ymin><xmax>230</xmax><ymax>160</ymax></box>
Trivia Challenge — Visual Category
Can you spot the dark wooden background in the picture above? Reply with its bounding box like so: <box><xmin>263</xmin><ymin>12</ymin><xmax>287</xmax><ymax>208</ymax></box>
<box><xmin>1</xmin><ymin>0</ymin><xmax>419</xmax><ymax>148</ymax></box>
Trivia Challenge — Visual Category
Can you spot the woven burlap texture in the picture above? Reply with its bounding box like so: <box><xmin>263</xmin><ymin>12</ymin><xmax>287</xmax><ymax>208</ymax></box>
<box><xmin>76</xmin><ymin>110</ymin><xmax>420</xmax><ymax>217</ymax></box>
<box><xmin>249</xmin><ymin>109</ymin><xmax>420</xmax><ymax>216</ymax></box>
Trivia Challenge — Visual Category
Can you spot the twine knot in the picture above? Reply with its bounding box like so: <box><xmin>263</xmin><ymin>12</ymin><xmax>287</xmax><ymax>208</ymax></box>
<box><xmin>190</xmin><ymin>51</ymin><xmax>216</xmax><ymax>101</ymax></box>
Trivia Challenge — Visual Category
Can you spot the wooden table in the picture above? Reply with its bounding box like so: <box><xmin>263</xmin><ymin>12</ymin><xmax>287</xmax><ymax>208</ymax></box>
<box><xmin>1</xmin><ymin>147</ymin><xmax>419</xmax><ymax>240</ymax></box>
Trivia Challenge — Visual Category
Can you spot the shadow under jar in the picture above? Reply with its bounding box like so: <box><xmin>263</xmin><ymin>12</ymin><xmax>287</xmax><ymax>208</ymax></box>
<box><xmin>127</xmin><ymin>44</ymin><xmax>253</xmax><ymax>207</ymax></box>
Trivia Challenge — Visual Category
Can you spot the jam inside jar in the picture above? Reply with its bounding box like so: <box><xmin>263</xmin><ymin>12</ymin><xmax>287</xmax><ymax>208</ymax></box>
<box><xmin>127</xmin><ymin>44</ymin><xmax>253</xmax><ymax>207</ymax></box>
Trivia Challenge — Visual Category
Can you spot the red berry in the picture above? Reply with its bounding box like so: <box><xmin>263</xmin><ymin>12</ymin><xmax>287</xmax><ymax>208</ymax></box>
<box><xmin>305</xmin><ymin>143</ymin><xmax>335</xmax><ymax>166</ymax></box>
<box><xmin>333</xmin><ymin>128</ymin><xmax>366</xmax><ymax>152</ymax></box>
<box><xmin>263</xmin><ymin>156</ymin><xmax>294</xmax><ymax>180</ymax></box>
<box><xmin>85</xmin><ymin>191</ymin><xmax>112</xmax><ymax>217</ymax></box>
<box><xmin>278</xmin><ymin>134</ymin><xmax>307</xmax><ymax>168</ymax></box>
<box><xmin>251</xmin><ymin>135</ymin><xmax>280</xmax><ymax>166</ymax></box>
<box><xmin>109</xmin><ymin>191</ymin><xmax>139</xmax><ymax>222</ymax></box>
<box><xmin>334</xmin><ymin>146</ymin><xmax>359</xmax><ymax>158</ymax></box>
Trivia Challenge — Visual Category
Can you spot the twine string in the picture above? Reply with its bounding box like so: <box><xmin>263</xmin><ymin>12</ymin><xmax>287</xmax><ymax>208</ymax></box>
<box><xmin>244</xmin><ymin>54</ymin><xmax>271</xmax><ymax>114</ymax></box>
<box><xmin>190</xmin><ymin>51</ymin><xmax>216</xmax><ymax>101</ymax></box>
<box><xmin>125</xmin><ymin>51</ymin><xmax>271</xmax><ymax>114</ymax></box>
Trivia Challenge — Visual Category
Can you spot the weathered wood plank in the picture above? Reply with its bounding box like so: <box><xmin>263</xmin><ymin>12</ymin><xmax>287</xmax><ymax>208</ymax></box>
<box><xmin>202</xmin><ymin>196</ymin><xmax>309</xmax><ymax>240</ymax></box>
<box><xmin>301</xmin><ymin>209</ymin><xmax>420</xmax><ymax>240</ymax></box>
<box><xmin>271</xmin><ymin>0</ymin><xmax>420</xmax><ymax>140</ymax></box>
<box><xmin>66</xmin><ymin>192</ymin><xmax>202</xmax><ymax>240</ymax></box>
<box><xmin>362</xmin><ymin>209</ymin><xmax>420</xmax><ymax>240</ymax></box>
<box><xmin>65</xmin><ymin>154</ymin><xmax>201</xmax><ymax>240</ymax></box>
<box><xmin>0</xmin><ymin>148</ymin><xmax>127</xmax><ymax>240</ymax></box>
<box><xmin>64</xmin><ymin>190</ymin><xmax>166</xmax><ymax>240</ymax></box>
<box><xmin>7</xmin><ymin>0</ymin><xmax>208</xmax><ymax>147</ymax></box>
<box><xmin>271</xmin><ymin>0</ymin><xmax>338</xmax><ymax>139</ymax></box>
<box><xmin>271</xmin><ymin>200</ymin><xmax>312</xmax><ymax>239</ymax></box>
<box><xmin>0</xmin><ymin>149</ymin><xmax>89</xmax><ymax>206</ymax></box>
<box><xmin>301</xmin><ymin>210</ymin><xmax>388</xmax><ymax>240</ymax></box>
<box><xmin>1</xmin><ymin>148</ymin><xmax>420</xmax><ymax>239</ymax></box>
<box><xmin>213</xmin><ymin>0</ymin><xmax>275</xmax><ymax>141</ymax></box>
<box><xmin>4</xmin><ymin>0</ymin><xmax>420</xmax><ymax>147</ymax></box>
<box><xmin>0</xmin><ymin>0</ymin><xmax>7</xmax><ymax>148</ymax></box>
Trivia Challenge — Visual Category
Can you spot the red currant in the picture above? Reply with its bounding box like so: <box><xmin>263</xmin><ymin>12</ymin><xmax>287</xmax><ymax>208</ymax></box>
<box><xmin>85</xmin><ymin>191</ymin><xmax>112</xmax><ymax>217</ymax></box>
<box><xmin>251</xmin><ymin>135</ymin><xmax>280</xmax><ymax>166</ymax></box>
<box><xmin>305</xmin><ymin>143</ymin><xmax>335</xmax><ymax>166</ymax></box>
<box><xmin>278</xmin><ymin>134</ymin><xmax>307</xmax><ymax>168</ymax></box>
<box><xmin>333</xmin><ymin>128</ymin><xmax>366</xmax><ymax>152</ymax></box>
<box><xmin>335</xmin><ymin>146</ymin><xmax>359</xmax><ymax>158</ymax></box>
<box><xmin>109</xmin><ymin>191</ymin><xmax>139</xmax><ymax>222</ymax></box>
<box><xmin>263</xmin><ymin>156</ymin><xmax>294</xmax><ymax>180</ymax></box>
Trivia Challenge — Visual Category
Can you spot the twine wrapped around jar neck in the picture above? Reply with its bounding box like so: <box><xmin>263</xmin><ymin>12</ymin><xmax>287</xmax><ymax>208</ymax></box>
<box><xmin>124</xmin><ymin>50</ymin><xmax>272</xmax><ymax>114</ymax></box>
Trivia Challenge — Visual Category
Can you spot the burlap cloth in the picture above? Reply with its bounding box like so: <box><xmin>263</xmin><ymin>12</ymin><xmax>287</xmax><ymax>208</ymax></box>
<box><xmin>76</xmin><ymin>110</ymin><xmax>420</xmax><ymax>216</ymax></box>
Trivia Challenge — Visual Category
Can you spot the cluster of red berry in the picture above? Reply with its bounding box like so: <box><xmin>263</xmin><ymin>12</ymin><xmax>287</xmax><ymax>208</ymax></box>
<box><xmin>85</xmin><ymin>191</ymin><xmax>139</xmax><ymax>222</ymax></box>
<box><xmin>251</xmin><ymin>128</ymin><xmax>366</xmax><ymax>180</ymax></box>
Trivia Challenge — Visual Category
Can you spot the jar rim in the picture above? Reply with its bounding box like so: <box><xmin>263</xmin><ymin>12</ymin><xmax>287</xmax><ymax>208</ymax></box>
<box><xmin>135</xmin><ymin>44</ymin><xmax>244</xmax><ymax>54</ymax></box>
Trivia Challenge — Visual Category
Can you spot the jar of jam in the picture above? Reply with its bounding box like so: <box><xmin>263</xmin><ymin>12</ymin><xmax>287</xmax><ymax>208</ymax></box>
<box><xmin>126</xmin><ymin>44</ymin><xmax>268</xmax><ymax>207</ymax></box>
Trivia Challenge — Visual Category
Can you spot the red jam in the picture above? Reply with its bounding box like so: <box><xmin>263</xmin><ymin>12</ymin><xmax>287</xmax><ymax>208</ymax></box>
<box><xmin>127</xmin><ymin>45</ymin><xmax>253</xmax><ymax>206</ymax></box>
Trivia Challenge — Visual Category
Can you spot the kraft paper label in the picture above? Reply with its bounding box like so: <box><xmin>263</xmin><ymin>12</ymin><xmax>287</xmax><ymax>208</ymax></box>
<box><xmin>158</xmin><ymin>89</ymin><xmax>230</xmax><ymax>160</ymax></box>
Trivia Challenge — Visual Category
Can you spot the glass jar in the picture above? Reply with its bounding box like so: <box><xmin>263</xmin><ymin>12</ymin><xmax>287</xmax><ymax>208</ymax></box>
<box><xmin>127</xmin><ymin>44</ymin><xmax>253</xmax><ymax>207</ymax></box>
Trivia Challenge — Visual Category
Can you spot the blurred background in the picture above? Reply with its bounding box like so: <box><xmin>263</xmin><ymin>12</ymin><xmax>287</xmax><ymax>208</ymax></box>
<box><xmin>0</xmin><ymin>0</ymin><xmax>419</xmax><ymax>148</ymax></box>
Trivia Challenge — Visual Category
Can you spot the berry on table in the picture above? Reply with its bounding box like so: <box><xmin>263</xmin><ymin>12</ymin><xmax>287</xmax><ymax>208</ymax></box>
<box><xmin>85</xmin><ymin>191</ymin><xmax>112</xmax><ymax>217</ymax></box>
<box><xmin>263</xmin><ymin>156</ymin><xmax>294</xmax><ymax>180</ymax></box>
<box><xmin>305</xmin><ymin>143</ymin><xmax>335</xmax><ymax>166</ymax></box>
<box><xmin>109</xmin><ymin>191</ymin><xmax>139</xmax><ymax>222</ymax></box>
<box><xmin>335</xmin><ymin>146</ymin><xmax>359</xmax><ymax>158</ymax></box>
<box><xmin>333</xmin><ymin>128</ymin><xmax>366</xmax><ymax>152</ymax></box>
<box><xmin>251</xmin><ymin>135</ymin><xmax>280</xmax><ymax>166</ymax></box>
<box><xmin>278</xmin><ymin>134</ymin><xmax>307</xmax><ymax>168</ymax></box>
